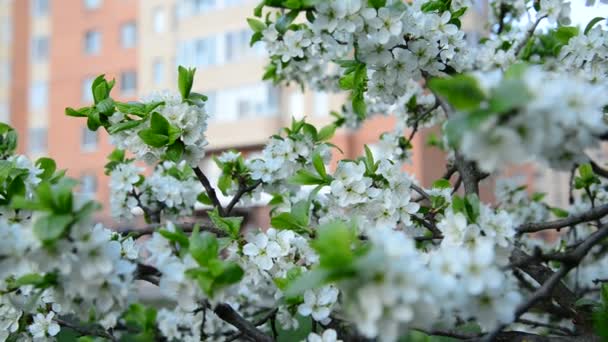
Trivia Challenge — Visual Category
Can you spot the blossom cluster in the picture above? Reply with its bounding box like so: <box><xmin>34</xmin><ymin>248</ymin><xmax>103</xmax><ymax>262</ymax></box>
<box><xmin>109</xmin><ymin>90</ymin><xmax>209</xmax><ymax>166</ymax></box>
<box><xmin>109</xmin><ymin>160</ymin><xmax>203</xmax><ymax>221</ymax></box>
<box><xmin>460</xmin><ymin>66</ymin><xmax>608</xmax><ymax>172</ymax></box>
<box><xmin>0</xmin><ymin>160</ymin><xmax>139</xmax><ymax>339</ymax></box>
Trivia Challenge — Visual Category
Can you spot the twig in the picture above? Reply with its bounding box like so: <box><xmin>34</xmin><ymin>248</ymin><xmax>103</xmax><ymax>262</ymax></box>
<box><xmin>212</xmin><ymin>303</ymin><xmax>274</xmax><ymax>342</ymax></box>
<box><xmin>55</xmin><ymin>317</ymin><xmax>117</xmax><ymax>341</ymax></box>
<box><xmin>513</xmin><ymin>15</ymin><xmax>547</xmax><ymax>56</ymax></box>
<box><xmin>411</xmin><ymin>184</ymin><xmax>431</xmax><ymax>202</ymax></box>
<box><xmin>225</xmin><ymin>179</ymin><xmax>263</xmax><ymax>215</ymax></box>
<box><xmin>590</xmin><ymin>160</ymin><xmax>608</xmax><ymax>179</ymax></box>
<box><xmin>517</xmin><ymin>203</ymin><xmax>608</xmax><ymax>234</ymax></box>
<box><xmin>516</xmin><ymin>318</ymin><xmax>574</xmax><ymax>336</ymax></box>
<box><xmin>193</xmin><ymin>166</ymin><xmax>226</xmax><ymax>216</ymax></box>
<box><xmin>117</xmin><ymin>222</ymin><xmax>228</xmax><ymax>238</ymax></box>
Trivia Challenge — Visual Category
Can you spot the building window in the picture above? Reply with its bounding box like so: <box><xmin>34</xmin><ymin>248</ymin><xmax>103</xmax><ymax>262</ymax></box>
<box><xmin>153</xmin><ymin>7</ymin><xmax>166</xmax><ymax>34</ymax></box>
<box><xmin>84</xmin><ymin>30</ymin><xmax>102</xmax><ymax>55</ymax></box>
<box><xmin>81</xmin><ymin>77</ymin><xmax>94</xmax><ymax>103</ymax></box>
<box><xmin>29</xmin><ymin>82</ymin><xmax>48</xmax><ymax>111</ymax></box>
<box><xmin>79</xmin><ymin>174</ymin><xmax>97</xmax><ymax>199</ymax></box>
<box><xmin>313</xmin><ymin>92</ymin><xmax>329</xmax><ymax>116</ymax></box>
<box><xmin>225</xmin><ymin>30</ymin><xmax>246</xmax><ymax>63</ymax></box>
<box><xmin>211</xmin><ymin>83</ymin><xmax>279</xmax><ymax>122</ymax></box>
<box><xmin>177</xmin><ymin>0</ymin><xmax>217</xmax><ymax>18</ymax></box>
<box><xmin>32</xmin><ymin>0</ymin><xmax>50</xmax><ymax>16</ymax></box>
<box><xmin>120</xmin><ymin>71</ymin><xmax>137</xmax><ymax>95</ymax></box>
<box><xmin>177</xmin><ymin>37</ymin><xmax>217</xmax><ymax>67</ymax></box>
<box><xmin>28</xmin><ymin>127</ymin><xmax>47</xmax><ymax>154</ymax></box>
<box><xmin>153</xmin><ymin>59</ymin><xmax>164</xmax><ymax>85</ymax></box>
<box><xmin>120</xmin><ymin>22</ymin><xmax>137</xmax><ymax>49</ymax></box>
<box><xmin>31</xmin><ymin>36</ymin><xmax>49</xmax><ymax>62</ymax></box>
<box><xmin>81</xmin><ymin>126</ymin><xmax>98</xmax><ymax>151</ymax></box>
<box><xmin>1</xmin><ymin>61</ymin><xmax>10</xmax><ymax>83</ymax></box>
<box><xmin>0</xmin><ymin>103</ymin><xmax>9</xmax><ymax>123</ymax></box>
<box><xmin>83</xmin><ymin>0</ymin><xmax>102</xmax><ymax>10</ymax></box>
<box><xmin>289</xmin><ymin>92</ymin><xmax>305</xmax><ymax>120</ymax></box>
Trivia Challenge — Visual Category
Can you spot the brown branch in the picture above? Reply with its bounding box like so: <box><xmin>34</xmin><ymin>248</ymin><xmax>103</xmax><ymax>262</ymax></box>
<box><xmin>55</xmin><ymin>317</ymin><xmax>117</xmax><ymax>341</ymax></box>
<box><xmin>225</xmin><ymin>309</ymin><xmax>278</xmax><ymax>342</ymax></box>
<box><xmin>454</xmin><ymin>152</ymin><xmax>481</xmax><ymax>195</ymax></box>
<box><xmin>488</xmin><ymin>225</ymin><xmax>608</xmax><ymax>340</ymax></box>
<box><xmin>118</xmin><ymin>222</ymin><xmax>228</xmax><ymax>238</ymax></box>
<box><xmin>516</xmin><ymin>318</ymin><xmax>574</xmax><ymax>336</ymax></box>
<box><xmin>513</xmin><ymin>15</ymin><xmax>547</xmax><ymax>56</ymax></box>
<box><xmin>517</xmin><ymin>203</ymin><xmax>608</xmax><ymax>234</ymax></box>
<box><xmin>212</xmin><ymin>303</ymin><xmax>274</xmax><ymax>342</ymax></box>
<box><xmin>193</xmin><ymin>166</ymin><xmax>225</xmax><ymax>216</ymax></box>
<box><xmin>411</xmin><ymin>183</ymin><xmax>431</xmax><ymax>202</ymax></box>
<box><xmin>225</xmin><ymin>179</ymin><xmax>263</xmax><ymax>215</ymax></box>
<box><xmin>590</xmin><ymin>160</ymin><xmax>608</xmax><ymax>179</ymax></box>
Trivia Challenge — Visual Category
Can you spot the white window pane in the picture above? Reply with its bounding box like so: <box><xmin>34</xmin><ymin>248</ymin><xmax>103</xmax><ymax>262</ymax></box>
<box><xmin>84</xmin><ymin>30</ymin><xmax>101</xmax><ymax>55</ymax></box>
<box><xmin>28</xmin><ymin>127</ymin><xmax>47</xmax><ymax>154</ymax></box>
<box><xmin>153</xmin><ymin>59</ymin><xmax>164</xmax><ymax>85</ymax></box>
<box><xmin>121</xmin><ymin>22</ymin><xmax>137</xmax><ymax>48</ymax></box>
<box><xmin>81</xmin><ymin>126</ymin><xmax>98</xmax><ymax>151</ymax></box>
<box><xmin>29</xmin><ymin>82</ymin><xmax>48</xmax><ymax>111</ymax></box>
<box><xmin>83</xmin><ymin>0</ymin><xmax>102</xmax><ymax>10</ymax></box>
<box><xmin>153</xmin><ymin>7</ymin><xmax>166</xmax><ymax>33</ymax></box>
<box><xmin>290</xmin><ymin>92</ymin><xmax>304</xmax><ymax>120</ymax></box>
<box><xmin>81</xmin><ymin>77</ymin><xmax>94</xmax><ymax>103</ymax></box>
<box><xmin>0</xmin><ymin>103</ymin><xmax>9</xmax><ymax>123</ymax></box>
<box><xmin>120</xmin><ymin>71</ymin><xmax>137</xmax><ymax>94</ymax></box>
<box><xmin>31</xmin><ymin>36</ymin><xmax>49</xmax><ymax>62</ymax></box>
<box><xmin>32</xmin><ymin>0</ymin><xmax>49</xmax><ymax>16</ymax></box>
<box><xmin>313</xmin><ymin>92</ymin><xmax>329</xmax><ymax>116</ymax></box>
<box><xmin>78</xmin><ymin>174</ymin><xmax>98</xmax><ymax>200</ymax></box>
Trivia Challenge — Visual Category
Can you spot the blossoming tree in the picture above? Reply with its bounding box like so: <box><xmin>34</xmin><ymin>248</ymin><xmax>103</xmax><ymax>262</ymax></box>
<box><xmin>2</xmin><ymin>0</ymin><xmax>608</xmax><ymax>341</ymax></box>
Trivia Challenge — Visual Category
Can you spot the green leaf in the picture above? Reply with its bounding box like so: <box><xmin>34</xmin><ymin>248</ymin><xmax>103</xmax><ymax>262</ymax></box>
<box><xmin>368</xmin><ymin>0</ymin><xmax>386</xmax><ymax>8</ymax></box>
<box><xmin>312</xmin><ymin>221</ymin><xmax>356</xmax><ymax>269</ymax></box>
<box><xmin>489</xmin><ymin>79</ymin><xmax>531</xmax><ymax>113</ymax></box>
<box><xmin>276</xmin><ymin>10</ymin><xmax>299</xmax><ymax>34</ymax></box>
<box><xmin>585</xmin><ymin>17</ymin><xmax>605</xmax><ymax>35</ymax></box>
<box><xmin>550</xmin><ymin>207</ymin><xmax>569</xmax><ymax>218</ymax></box>
<box><xmin>285</xmin><ymin>268</ymin><xmax>329</xmax><ymax>297</ymax></box>
<box><xmin>35</xmin><ymin>158</ymin><xmax>56</xmax><ymax>180</ymax></box>
<box><xmin>427</xmin><ymin>75</ymin><xmax>486</xmax><ymax>111</ymax></box>
<box><xmin>271</xmin><ymin>212</ymin><xmax>308</xmax><ymax>233</ymax></box>
<box><xmin>189</xmin><ymin>228</ymin><xmax>219</xmax><ymax>266</ymax></box>
<box><xmin>178</xmin><ymin>66</ymin><xmax>196</xmax><ymax>100</ymax></box>
<box><xmin>352</xmin><ymin>93</ymin><xmax>366</xmax><ymax>120</ymax></box>
<box><xmin>65</xmin><ymin>107</ymin><xmax>89</xmax><ymax>117</ymax></box>
<box><xmin>339</xmin><ymin>73</ymin><xmax>355</xmax><ymax>90</ymax></box>
<box><xmin>214</xmin><ymin>262</ymin><xmax>244</xmax><ymax>286</ymax></box>
<box><xmin>363</xmin><ymin>145</ymin><xmax>375</xmax><ymax>174</ymax></box>
<box><xmin>9</xmin><ymin>272</ymin><xmax>57</xmax><ymax>290</ymax></box>
<box><xmin>432</xmin><ymin>179</ymin><xmax>451</xmax><ymax>189</ymax></box>
<box><xmin>138</xmin><ymin>130</ymin><xmax>169</xmax><ymax>148</ymax></box>
<box><xmin>291</xmin><ymin>200</ymin><xmax>310</xmax><ymax>227</ymax></box>
<box><xmin>108</xmin><ymin>119</ymin><xmax>144</xmax><ymax>134</ymax></box>
<box><xmin>150</xmin><ymin>112</ymin><xmax>170</xmax><ymax>134</ymax></box>
<box><xmin>312</xmin><ymin>152</ymin><xmax>327</xmax><ymax>179</ymax></box>
<box><xmin>159</xmin><ymin>228</ymin><xmax>190</xmax><ymax>249</ymax></box>
<box><xmin>165</xmin><ymin>140</ymin><xmax>184</xmax><ymax>162</ymax></box>
<box><xmin>247</xmin><ymin>18</ymin><xmax>266</xmax><ymax>32</ymax></box>
<box><xmin>197</xmin><ymin>192</ymin><xmax>213</xmax><ymax>205</ymax></box>
<box><xmin>317</xmin><ymin>124</ymin><xmax>336</xmax><ymax>141</ymax></box>
<box><xmin>95</xmin><ymin>98</ymin><xmax>115</xmax><ymax>115</ymax></box>
<box><xmin>288</xmin><ymin>169</ymin><xmax>326</xmax><ymax>185</ymax></box>
<box><xmin>208</xmin><ymin>208</ymin><xmax>243</xmax><ymax>239</ymax></box>
<box><xmin>34</xmin><ymin>214</ymin><xmax>73</xmax><ymax>244</ymax></box>
<box><xmin>217</xmin><ymin>173</ymin><xmax>232</xmax><ymax>196</ymax></box>
<box><xmin>92</xmin><ymin>75</ymin><xmax>111</xmax><ymax>104</ymax></box>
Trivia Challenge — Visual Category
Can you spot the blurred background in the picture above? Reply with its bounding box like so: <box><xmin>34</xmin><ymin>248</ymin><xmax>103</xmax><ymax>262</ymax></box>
<box><xmin>0</xmin><ymin>0</ymin><xmax>605</xmax><ymax>228</ymax></box>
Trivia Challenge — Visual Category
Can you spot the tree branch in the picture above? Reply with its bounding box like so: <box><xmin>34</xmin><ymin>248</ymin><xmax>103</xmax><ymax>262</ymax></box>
<box><xmin>118</xmin><ymin>222</ymin><xmax>228</xmax><ymax>238</ymax></box>
<box><xmin>517</xmin><ymin>203</ymin><xmax>608</xmax><ymax>234</ymax></box>
<box><xmin>212</xmin><ymin>303</ymin><xmax>274</xmax><ymax>342</ymax></box>
<box><xmin>55</xmin><ymin>317</ymin><xmax>117</xmax><ymax>341</ymax></box>
<box><xmin>225</xmin><ymin>179</ymin><xmax>263</xmax><ymax>215</ymax></box>
<box><xmin>513</xmin><ymin>15</ymin><xmax>547</xmax><ymax>56</ymax></box>
<box><xmin>193</xmin><ymin>166</ymin><xmax>226</xmax><ymax>216</ymax></box>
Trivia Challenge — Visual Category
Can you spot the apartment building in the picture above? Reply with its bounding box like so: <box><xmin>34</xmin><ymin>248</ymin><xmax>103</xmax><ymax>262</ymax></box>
<box><xmin>5</xmin><ymin>0</ymin><xmax>514</xmax><ymax>223</ymax></box>
<box><xmin>0</xmin><ymin>0</ymin><xmax>12</xmax><ymax>124</ymax></box>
